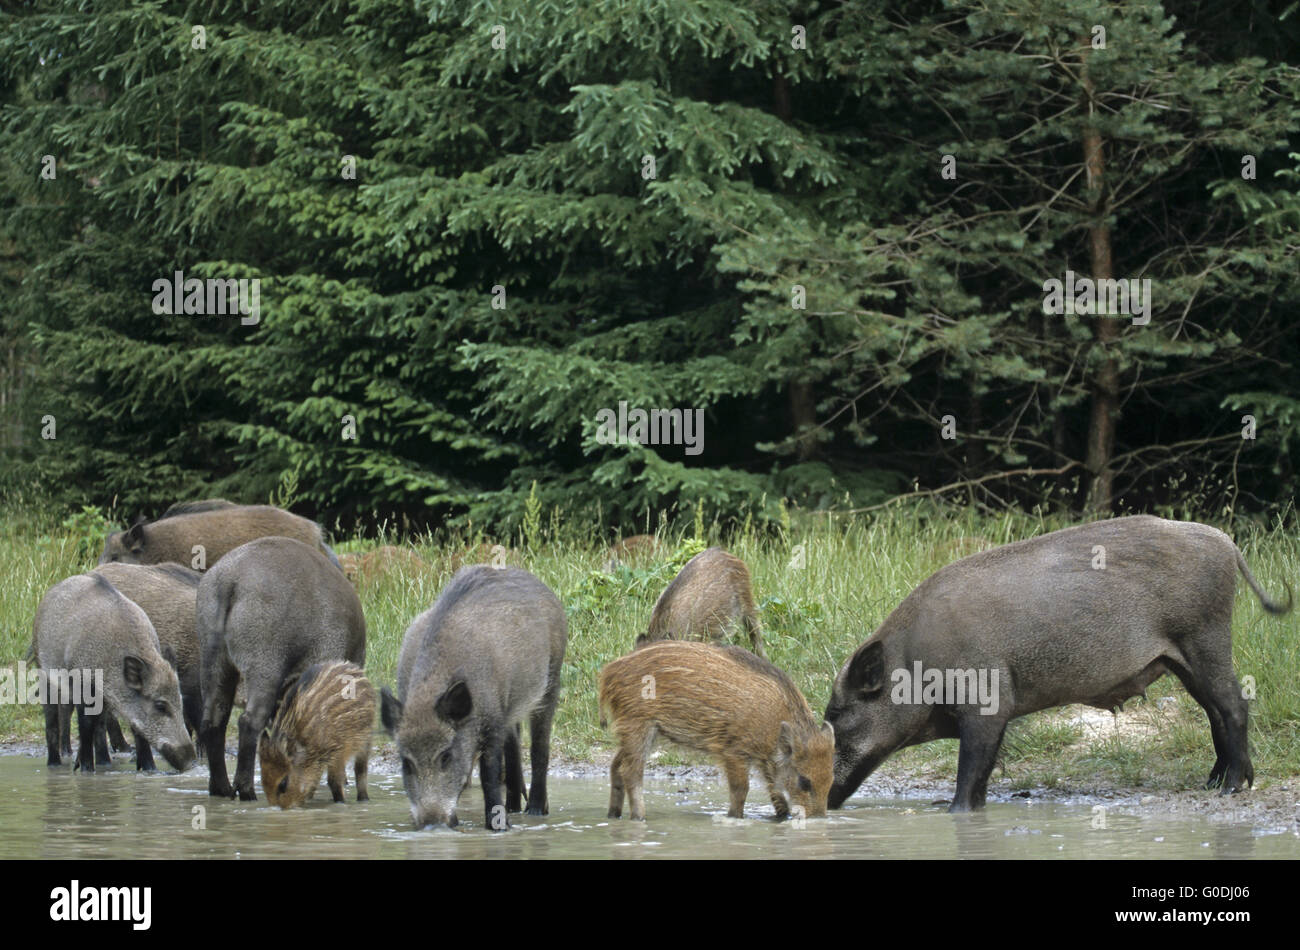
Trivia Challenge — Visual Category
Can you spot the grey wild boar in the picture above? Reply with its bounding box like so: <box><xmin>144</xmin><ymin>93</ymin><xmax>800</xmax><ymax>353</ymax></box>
<box><xmin>825</xmin><ymin>515</ymin><xmax>1293</xmax><ymax>813</ymax></box>
<box><xmin>99</xmin><ymin>502</ymin><xmax>340</xmax><ymax>571</ymax></box>
<box><xmin>380</xmin><ymin>566</ymin><xmax>567</xmax><ymax>831</ymax></box>
<box><xmin>93</xmin><ymin>562</ymin><xmax>203</xmax><ymax>739</ymax></box>
<box><xmin>639</xmin><ymin>547</ymin><xmax>765</xmax><ymax>657</ymax></box>
<box><xmin>34</xmin><ymin>573</ymin><xmax>196</xmax><ymax>772</ymax></box>
<box><xmin>259</xmin><ymin>660</ymin><xmax>375</xmax><ymax>809</ymax></box>
<box><xmin>599</xmin><ymin>641</ymin><xmax>834</xmax><ymax>821</ymax></box>
<box><xmin>197</xmin><ymin>537</ymin><xmax>366</xmax><ymax>800</ymax></box>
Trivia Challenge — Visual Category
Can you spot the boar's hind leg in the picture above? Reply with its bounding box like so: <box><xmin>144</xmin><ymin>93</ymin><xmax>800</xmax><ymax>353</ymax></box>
<box><xmin>504</xmin><ymin>724</ymin><xmax>526</xmax><ymax>813</ymax></box>
<box><xmin>200</xmin><ymin>661</ymin><xmax>239</xmax><ymax>798</ymax></box>
<box><xmin>525</xmin><ymin>699</ymin><xmax>558</xmax><ymax>817</ymax></box>
<box><xmin>1168</xmin><ymin>648</ymin><xmax>1253</xmax><ymax>793</ymax></box>
<box><xmin>951</xmin><ymin>715</ymin><xmax>1008</xmax><ymax>812</ymax></box>
<box><xmin>233</xmin><ymin>688</ymin><xmax>277</xmax><ymax>802</ymax></box>
<box><xmin>133</xmin><ymin>730</ymin><xmax>156</xmax><ymax>772</ymax></box>
<box><xmin>44</xmin><ymin>704</ymin><xmax>62</xmax><ymax>766</ymax></box>
<box><xmin>607</xmin><ymin>749</ymin><xmax>627</xmax><ymax>818</ymax></box>
<box><xmin>75</xmin><ymin>707</ymin><xmax>100</xmax><ymax>773</ymax></box>
<box><xmin>616</xmin><ymin>725</ymin><xmax>654</xmax><ymax>821</ymax></box>
<box><xmin>354</xmin><ymin>751</ymin><xmax>369</xmax><ymax>803</ymax></box>
<box><xmin>722</xmin><ymin>756</ymin><xmax>750</xmax><ymax>819</ymax></box>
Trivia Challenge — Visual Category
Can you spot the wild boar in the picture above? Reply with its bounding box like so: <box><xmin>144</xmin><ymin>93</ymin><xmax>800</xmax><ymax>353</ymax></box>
<box><xmin>99</xmin><ymin>502</ymin><xmax>340</xmax><ymax>572</ymax></box>
<box><xmin>599</xmin><ymin>641</ymin><xmax>834</xmax><ymax>821</ymax></box>
<box><xmin>825</xmin><ymin>515</ymin><xmax>1293</xmax><ymax>813</ymax></box>
<box><xmin>259</xmin><ymin>660</ymin><xmax>375</xmax><ymax>808</ymax></box>
<box><xmin>34</xmin><ymin>573</ymin><xmax>196</xmax><ymax>772</ymax></box>
<box><xmin>337</xmin><ymin>552</ymin><xmax>362</xmax><ymax>583</ymax></box>
<box><xmin>602</xmin><ymin>534</ymin><xmax>662</xmax><ymax>572</ymax></box>
<box><xmin>358</xmin><ymin>545</ymin><xmax>428</xmax><ymax>583</ymax></box>
<box><xmin>196</xmin><ymin>537</ymin><xmax>366</xmax><ymax>800</ymax></box>
<box><xmin>380</xmin><ymin>566</ymin><xmax>567</xmax><ymax>831</ymax></box>
<box><xmin>92</xmin><ymin>562</ymin><xmax>202</xmax><ymax>738</ymax></box>
<box><xmin>639</xmin><ymin>547</ymin><xmax>765</xmax><ymax>657</ymax></box>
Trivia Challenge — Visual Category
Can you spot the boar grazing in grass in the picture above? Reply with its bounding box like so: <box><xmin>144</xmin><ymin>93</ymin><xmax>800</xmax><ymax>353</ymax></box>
<box><xmin>358</xmin><ymin>545</ymin><xmax>428</xmax><ymax>583</ymax></box>
<box><xmin>34</xmin><ymin>573</ymin><xmax>195</xmax><ymax>772</ymax></box>
<box><xmin>259</xmin><ymin>660</ymin><xmax>375</xmax><ymax>809</ymax></box>
<box><xmin>602</xmin><ymin>534</ymin><xmax>662</xmax><ymax>572</ymax></box>
<box><xmin>381</xmin><ymin>566</ymin><xmax>567</xmax><ymax>831</ymax></box>
<box><xmin>600</xmin><ymin>641</ymin><xmax>834</xmax><ymax>821</ymax></box>
<box><xmin>99</xmin><ymin>502</ymin><xmax>340</xmax><ymax>572</ymax></box>
<box><xmin>93</xmin><ymin>562</ymin><xmax>202</xmax><ymax>739</ymax></box>
<box><xmin>337</xmin><ymin>552</ymin><xmax>361</xmax><ymax>583</ymax></box>
<box><xmin>197</xmin><ymin>537</ymin><xmax>366</xmax><ymax>801</ymax></box>
<box><xmin>639</xmin><ymin>547</ymin><xmax>765</xmax><ymax>657</ymax></box>
<box><xmin>825</xmin><ymin>516</ymin><xmax>1293</xmax><ymax>813</ymax></box>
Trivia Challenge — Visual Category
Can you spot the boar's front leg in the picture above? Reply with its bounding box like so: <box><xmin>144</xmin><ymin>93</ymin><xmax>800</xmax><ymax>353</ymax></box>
<box><xmin>950</xmin><ymin>715</ymin><xmax>1008</xmax><ymax>812</ymax></box>
<box><xmin>133</xmin><ymin>729</ymin><xmax>156</xmax><ymax>772</ymax></box>
<box><xmin>503</xmin><ymin>723</ymin><xmax>525</xmax><ymax>813</ymax></box>
<box><xmin>721</xmin><ymin>756</ymin><xmax>750</xmax><ymax>819</ymax></box>
<box><xmin>92</xmin><ymin>717</ymin><xmax>112</xmax><ymax>765</ymax></box>
<box><xmin>75</xmin><ymin>707</ymin><xmax>99</xmax><ymax>773</ymax></box>
<box><xmin>354</xmin><ymin>752</ymin><xmax>369</xmax><ymax>803</ymax></box>
<box><xmin>480</xmin><ymin>731</ymin><xmax>509</xmax><ymax>831</ymax></box>
<box><xmin>107</xmin><ymin>717</ymin><xmax>132</xmax><ymax>753</ymax></box>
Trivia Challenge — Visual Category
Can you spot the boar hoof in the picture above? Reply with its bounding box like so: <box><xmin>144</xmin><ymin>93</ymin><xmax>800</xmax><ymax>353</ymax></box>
<box><xmin>607</xmin><ymin>807</ymin><xmax>622</xmax><ymax>819</ymax></box>
<box><xmin>525</xmin><ymin>803</ymin><xmax>547</xmax><ymax>817</ymax></box>
<box><xmin>209</xmin><ymin>780</ymin><xmax>235</xmax><ymax>798</ymax></box>
<box><xmin>237</xmin><ymin>787</ymin><xmax>257</xmax><ymax>802</ymax></box>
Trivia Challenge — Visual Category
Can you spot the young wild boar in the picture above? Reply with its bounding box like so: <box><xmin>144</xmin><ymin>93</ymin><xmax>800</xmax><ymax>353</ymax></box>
<box><xmin>197</xmin><ymin>537</ymin><xmax>366</xmax><ymax>801</ymax></box>
<box><xmin>381</xmin><ymin>566</ymin><xmax>567</xmax><ymax>831</ymax></box>
<box><xmin>259</xmin><ymin>660</ymin><xmax>375</xmax><ymax>809</ymax></box>
<box><xmin>639</xmin><ymin>547</ymin><xmax>765</xmax><ymax>657</ymax></box>
<box><xmin>34</xmin><ymin>573</ymin><xmax>196</xmax><ymax>772</ymax></box>
<box><xmin>602</xmin><ymin>534</ymin><xmax>661</xmax><ymax>572</ymax></box>
<box><xmin>826</xmin><ymin>516</ymin><xmax>1294</xmax><ymax>813</ymax></box>
<box><xmin>92</xmin><ymin>562</ymin><xmax>203</xmax><ymax>739</ymax></box>
<box><xmin>599</xmin><ymin>641</ymin><xmax>834</xmax><ymax>821</ymax></box>
<box><xmin>358</xmin><ymin>545</ymin><xmax>428</xmax><ymax>583</ymax></box>
<box><xmin>99</xmin><ymin>502</ymin><xmax>341</xmax><ymax>572</ymax></box>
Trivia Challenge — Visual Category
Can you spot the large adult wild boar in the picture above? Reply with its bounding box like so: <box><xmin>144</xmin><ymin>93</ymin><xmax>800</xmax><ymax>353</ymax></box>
<box><xmin>639</xmin><ymin>547</ymin><xmax>765</xmax><ymax>657</ymax></box>
<box><xmin>93</xmin><ymin>562</ymin><xmax>203</xmax><ymax>738</ymax></box>
<box><xmin>381</xmin><ymin>566</ymin><xmax>567</xmax><ymax>831</ymax></box>
<box><xmin>825</xmin><ymin>516</ymin><xmax>1292</xmax><ymax>812</ymax></box>
<box><xmin>197</xmin><ymin>537</ymin><xmax>366</xmax><ymax>800</ymax></box>
<box><xmin>99</xmin><ymin>502</ymin><xmax>340</xmax><ymax>571</ymax></box>
<box><xmin>34</xmin><ymin>573</ymin><xmax>195</xmax><ymax>772</ymax></box>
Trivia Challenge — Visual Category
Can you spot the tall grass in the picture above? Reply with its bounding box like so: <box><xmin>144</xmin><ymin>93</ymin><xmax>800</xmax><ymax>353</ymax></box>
<box><xmin>2</xmin><ymin>500</ymin><xmax>1297</xmax><ymax>787</ymax></box>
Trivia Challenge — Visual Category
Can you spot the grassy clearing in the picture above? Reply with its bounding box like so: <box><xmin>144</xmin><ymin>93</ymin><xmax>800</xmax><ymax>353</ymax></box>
<box><xmin>2</xmin><ymin>500</ymin><xmax>1297</xmax><ymax>792</ymax></box>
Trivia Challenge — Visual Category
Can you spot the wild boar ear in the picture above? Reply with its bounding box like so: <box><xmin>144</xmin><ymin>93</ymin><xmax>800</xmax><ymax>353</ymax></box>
<box><xmin>777</xmin><ymin>721</ymin><xmax>796</xmax><ymax>762</ymax></box>
<box><xmin>820</xmin><ymin>721</ymin><xmax>834</xmax><ymax>742</ymax></box>
<box><xmin>122</xmin><ymin>655</ymin><xmax>146</xmax><ymax>691</ymax></box>
<box><xmin>159</xmin><ymin>643</ymin><xmax>178</xmax><ymax>669</ymax></box>
<box><xmin>379</xmin><ymin>687</ymin><xmax>403</xmax><ymax>735</ymax></box>
<box><xmin>435</xmin><ymin>680</ymin><xmax>472</xmax><ymax>723</ymax></box>
<box><xmin>126</xmin><ymin>521</ymin><xmax>146</xmax><ymax>551</ymax></box>
<box><xmin>845</xmin><ymin>641</ymin><xmax>885</xmax><ymax>696</ymax></box>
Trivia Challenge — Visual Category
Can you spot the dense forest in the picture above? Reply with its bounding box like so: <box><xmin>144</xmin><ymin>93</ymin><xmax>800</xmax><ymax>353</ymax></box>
<box><xmin>2</xmin><ymin>0</ymin><xmax>1297</xmax><ymax>533</ymax></box>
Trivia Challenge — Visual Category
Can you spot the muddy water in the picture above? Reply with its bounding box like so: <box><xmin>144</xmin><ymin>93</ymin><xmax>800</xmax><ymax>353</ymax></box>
<box><xmin>0</xmin><ymin>755</ymin><xmax>1296</xmax><ymax>859</ymax></box>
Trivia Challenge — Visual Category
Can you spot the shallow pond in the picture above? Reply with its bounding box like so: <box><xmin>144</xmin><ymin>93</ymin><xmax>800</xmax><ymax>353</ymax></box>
<box><xmin>0</xmin><ymin>754</ymin><xmax>1296</xmax><ymax>859</ymax></box>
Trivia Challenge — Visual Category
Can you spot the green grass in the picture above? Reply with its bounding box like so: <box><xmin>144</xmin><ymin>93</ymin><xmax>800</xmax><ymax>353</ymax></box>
<box><xmin>3</xmin><ymin>500</ymin><xmax>1298</xmax><ymax>792</ymax></box>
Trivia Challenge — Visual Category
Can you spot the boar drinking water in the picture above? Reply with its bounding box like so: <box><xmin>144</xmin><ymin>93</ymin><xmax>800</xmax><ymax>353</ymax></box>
<box><xmin>599</xmin><ymin>641</ymin><xmax>834</xmax><ymax>821</ymax></box>
<box><xmin>640</xmin><ymin>547</ymin><xmax>765</xmax><ymax>657</ymax></box>
<box><xmin>380</xmin><ymin>566</ymin><xmax>567</xmax><ymax>831</ymax></box>
<box><xmin>34</xmin><ymin>573</ymin><xmax>195</xmax><ymax>772</ymax></box>
<box><xmin>197</xmin><ymin>537</ymin><xmax>366</xmax><ymax>800</ymax></box>
<box><xmin>259</xmin><ymin>660</ymin><xmax>375</xmax><ymax>808</ymax></box>
<box><xmin>825</xmin><ymin>515</ymin><xmax>1292</xmax><ymax>812</ymax></box>
<box><xmin>99</xmin><ymin>502</ymin><xmax>340</xmax><ymax>571</ymax></box>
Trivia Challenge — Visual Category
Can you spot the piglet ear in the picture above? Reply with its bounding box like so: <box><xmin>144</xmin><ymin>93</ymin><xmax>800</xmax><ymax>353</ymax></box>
<box><xmin>777</xmin><ymin>721</ymin><xmax>796</xmax><ymax>762</ymax></box>
<box><xmin>379</xmin><ymin>687</ymin><xmax>403</xmax><ymax>736</ymax></box>
<box><xmin>435</xmin><ymin>680</ymin><xmax>472</xmax><ymax>723</ymax></box>
<box><xmin>126</xmin><ymin>521</ymin><xmax>147</xmax><ymax>551</ymax></box>
<box><xmin>820</xmin><ymin>721</ymin><xmax>835</xmax><ymax>742</ymax></box>
<box><xmin>123</xmin><ymin>655</ymin><xmax>145</xmax><ymax>691</ymax></box>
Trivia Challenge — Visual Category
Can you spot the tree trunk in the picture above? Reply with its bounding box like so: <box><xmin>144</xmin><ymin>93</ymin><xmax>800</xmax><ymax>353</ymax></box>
<box><xmin>1081</xmin><ymin>48</ymin><xmax>1119</xmax><ymax>513</ymax></box>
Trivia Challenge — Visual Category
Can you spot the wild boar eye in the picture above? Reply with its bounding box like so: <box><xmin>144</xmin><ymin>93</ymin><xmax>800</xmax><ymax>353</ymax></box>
<box><xmin>401</xmin><ymin>757</ymin><xmax>415</xmax><ymax>775</ymax></box>
<box><xmin>153</xmin><ymin>700</ymin><xmax>168</xmax><ymax>714</ymax></box>
<box><xmin>439</xmin><ymin>749</ymin><xmax>452</xmax><ymax>769</ymax></box>
<box><xmin>797</xmin><ymin>775</ymin><xmax>812</xmax><ymax>793</ymax></box>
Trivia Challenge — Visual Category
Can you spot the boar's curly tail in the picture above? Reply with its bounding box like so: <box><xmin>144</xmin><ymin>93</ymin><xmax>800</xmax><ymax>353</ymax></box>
<box><xmin>1236</xmin><ymin>549</ymin><xmax>1293</xmax><ymax>615</ymax></box>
